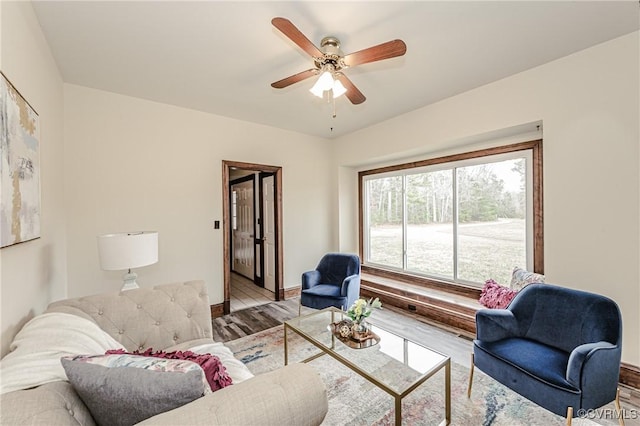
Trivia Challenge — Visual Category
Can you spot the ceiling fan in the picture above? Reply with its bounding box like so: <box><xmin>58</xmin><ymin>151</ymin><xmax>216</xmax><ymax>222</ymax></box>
<box><xmin>271</xmin><ymin>17</ymin><xmax>407</xmax><ymax>105</ymax></box>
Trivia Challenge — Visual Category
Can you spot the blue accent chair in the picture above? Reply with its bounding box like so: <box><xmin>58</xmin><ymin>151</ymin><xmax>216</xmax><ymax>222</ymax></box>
<box><xmin>468</xmin><ymin>283</ymin><xmax>624</xmax><ymax>425</ymax></box>
<box><xmin>300</xmin><ymin>253</ymin><xmax>361</xmax><ymax>312</ymax></box>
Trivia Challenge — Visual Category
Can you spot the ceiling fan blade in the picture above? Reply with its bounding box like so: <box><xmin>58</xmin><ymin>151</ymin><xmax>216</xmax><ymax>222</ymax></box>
<box><xmin>335</xmin><ymin>74</ymin><xmax>366</xmax><ymax>105</ymax></box>
<box><xmin>271</xmin><ymin>69</ymin><xmax>318</xmax><ymax>89</ymax></box>
<box><xmin>343</xmin><ymin>39</ymin><xmax>407</xmax><ymax>67</ymax></box>
<box><xmin>272</xmin><ymin>17</ymin><xmax>323</xmax><ymax>58</ymax></box>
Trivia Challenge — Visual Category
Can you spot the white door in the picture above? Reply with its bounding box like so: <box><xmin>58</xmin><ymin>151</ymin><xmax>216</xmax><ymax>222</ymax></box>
<box><xmin>232</xmin><ymin>180</ymin><xmax>254</xmax><ymax>280</ymax></box>
<box><xmin>263</xmin><ymin>175</ymin><xmax>276</xmax><ymax>292</ymax></box>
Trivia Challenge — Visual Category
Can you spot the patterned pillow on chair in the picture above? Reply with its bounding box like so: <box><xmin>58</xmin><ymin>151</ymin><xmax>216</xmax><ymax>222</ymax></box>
<box><xmin>510</xmin><ymin>266</ymin><xmax>545</xmax><ymax>291</ymax></box>
<box><xmin>479</xmin><ymin>279</ymin><xmax>518</xmax><ymax>309</ymax></box>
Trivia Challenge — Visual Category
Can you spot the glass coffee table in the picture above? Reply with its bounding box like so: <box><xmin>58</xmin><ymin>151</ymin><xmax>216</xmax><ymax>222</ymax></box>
<box><xmin>284</xmin><ymin>307</ymin><xmax>451</xmax><ymax>425</ymax></box>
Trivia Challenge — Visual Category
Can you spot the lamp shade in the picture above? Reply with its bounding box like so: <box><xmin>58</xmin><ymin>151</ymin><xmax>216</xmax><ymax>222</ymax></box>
<box><xmin>309</xmin><ymin>71</ymin><xmax>335</xmax><ymax>98</ymax></box>
<box><xmin>97</xmin><ymin>231</ymin><xmax>158</xmax><ymax>271</ymax></box>
<box><xmin>332</xmin><ymin>79</ymin><xmax>347</xmax><ymax>98</ymax></box>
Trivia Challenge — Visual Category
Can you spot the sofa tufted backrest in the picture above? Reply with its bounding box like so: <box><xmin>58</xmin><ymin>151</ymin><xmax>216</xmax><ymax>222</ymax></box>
<box><xmin>509</xmin><ymin>283</ymin><xmax>622</xmax><ymax>353</ymax></box>
<box><xmin>46</xmin><ymin>280</ymin><xmax>213</xmax><ymax>352</ymax></box>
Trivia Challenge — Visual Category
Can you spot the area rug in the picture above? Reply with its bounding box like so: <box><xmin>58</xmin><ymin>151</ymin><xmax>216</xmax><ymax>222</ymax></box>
<box><xmin>225</xmin><ymin>325</ymin><xmax>611</xmax><ymax>426</ymax></box>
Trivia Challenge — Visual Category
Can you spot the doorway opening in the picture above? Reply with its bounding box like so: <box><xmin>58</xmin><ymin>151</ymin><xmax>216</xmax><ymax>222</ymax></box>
<box><xmin>222</xmin><ymin>161</ymin><xmax>283</xmax><ymax>314</ymax></box>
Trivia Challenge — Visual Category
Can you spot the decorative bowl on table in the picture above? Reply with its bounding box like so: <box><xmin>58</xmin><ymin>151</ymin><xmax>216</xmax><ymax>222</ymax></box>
<box><xmin>329</xmin><ymin>320</ymin><xmax>380</xmax><ymax>349</ymax></box>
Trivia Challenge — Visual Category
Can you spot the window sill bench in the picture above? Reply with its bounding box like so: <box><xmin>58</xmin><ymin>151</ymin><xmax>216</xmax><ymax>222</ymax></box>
<box><xmin>360</xmin><ymin>272</ymin><xmax>483</xmax><ymax>338</ymax></box>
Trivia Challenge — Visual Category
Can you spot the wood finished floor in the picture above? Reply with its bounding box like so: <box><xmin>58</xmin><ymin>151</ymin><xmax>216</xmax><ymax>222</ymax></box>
<box><xmin>213</xmin><ymin>298</ymin><xmax>303</xmax><ymax>342</ymax></box>
<box><xmin>214</xmin><ymin>298</ymin><xmax>473</xmax><ymax>365</ymax></box>
<box><xmin>227</xmin><ymin>278</ymin><xmax>639</xmax><ymax>404</ymax></box>
<box><xmin>212</xmin><ymin>299</ymin><xmax>640</xmax><ymax>409</ymax></box>
<box><xmin>229</xmin><ymin>272</ymin><xmax>274</xmax><ymax>312</ymax></box>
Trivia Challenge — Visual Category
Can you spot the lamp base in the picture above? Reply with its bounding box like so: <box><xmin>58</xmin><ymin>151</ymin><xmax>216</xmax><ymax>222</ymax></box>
<box><xmin>121</xmin><ymin>271</ymin><xmax>139</xmax><ymax>291</ymax></box>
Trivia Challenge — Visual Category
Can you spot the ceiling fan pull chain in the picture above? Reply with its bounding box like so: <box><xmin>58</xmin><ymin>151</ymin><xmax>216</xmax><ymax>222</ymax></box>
<box><xmin>332</xmin><ymin>94</ymin><xmax>337</xmax><ymax>118</ymax></box>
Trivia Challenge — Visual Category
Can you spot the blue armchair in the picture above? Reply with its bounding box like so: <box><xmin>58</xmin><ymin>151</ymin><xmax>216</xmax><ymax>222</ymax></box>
<box><xmin>467</xmin><ymin>283</ymin><xmax>623</xmax><ymax>425</ymax></box>
<box><xmin>300</xmin><ymin>253</ymin><xmax>361</xmax><ymax>313</ymax></box>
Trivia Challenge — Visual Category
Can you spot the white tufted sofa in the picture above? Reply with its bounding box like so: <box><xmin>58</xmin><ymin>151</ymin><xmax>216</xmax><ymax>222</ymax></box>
<box><xmin>0</xmin><ymin>280</ymin><xmax>328</xmax><ymax>425</ymax></box>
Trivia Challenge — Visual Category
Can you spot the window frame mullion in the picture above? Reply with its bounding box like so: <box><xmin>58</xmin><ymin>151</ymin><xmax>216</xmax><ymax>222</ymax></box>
<box><xmin>452</xmin><ymin>167</ymin><xmax>459</xmax><ymax>281</ymax></box>
<box><xmin>402</xmin><ymin>174</ymin><xmax>408</xmax><ymax>270</ymax></box>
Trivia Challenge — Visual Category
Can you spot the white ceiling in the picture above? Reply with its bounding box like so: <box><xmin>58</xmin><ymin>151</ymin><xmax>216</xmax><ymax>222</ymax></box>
<box><xmin>32</xmin><ymin>1</ymin><xmax>639</xmax><ymax>139</ymax></box>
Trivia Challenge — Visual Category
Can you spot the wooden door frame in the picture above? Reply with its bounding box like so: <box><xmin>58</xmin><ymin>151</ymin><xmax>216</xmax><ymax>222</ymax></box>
<box><xmin>222</xmin><ymin>160</ymin><xmax>283</xmax><ymax>314</ymax></box>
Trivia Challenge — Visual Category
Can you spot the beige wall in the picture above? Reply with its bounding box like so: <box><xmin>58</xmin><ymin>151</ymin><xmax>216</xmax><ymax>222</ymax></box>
<box><xmin>0</xmin><ymin>1</ymin><xmax>67</xmax><ymax>357</ymax></box>
<box><xmin>63</xmin><ymin>85</ymin><xmax>334</xmax><ymax>302</ymax></box>
<box><xmin>2</xmin><ymin>1</ymin><xmax>638</xmax><ymax>369</ymax></box>
<box><xmin>332</xmin><ymin>32</ymin><xmax>640</xmax><ymax>365</ymax></box>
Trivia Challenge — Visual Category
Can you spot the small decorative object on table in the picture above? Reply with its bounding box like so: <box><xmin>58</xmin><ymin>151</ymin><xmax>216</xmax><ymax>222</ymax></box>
<box><xmin>347</xmin><ymin>297</ymin><xmax>382</xmax><ymax>331</ymax></box>
<box><xmin>350</xmin><ymin>321</ymin><xmax>372</xmax><ymax>342</ymax></box>
<box><xmin>336</xmin><ymin>319</ymin><xmax>353</xmax><ymax>338</ymax></box>
<box><xmin>351</xmin><ymin>319</ymin><xmax>369</xmax><ymax>337</ymax></box>
<box><xmin>329</xmin><ymin>320</ymin><xmax>380</xmax><ymax>349</ymax></box>
<box><xmin>329</xmin><ymin>297</ymin><xmax>383</xmax><ymax>349</ymax></box>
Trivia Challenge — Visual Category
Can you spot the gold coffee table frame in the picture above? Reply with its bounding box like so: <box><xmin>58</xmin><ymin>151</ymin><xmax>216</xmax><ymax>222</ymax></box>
<box><xmin>284</xmin><ymin>307</ymin><xmax>451</xmax><ymax>425</ymax></box>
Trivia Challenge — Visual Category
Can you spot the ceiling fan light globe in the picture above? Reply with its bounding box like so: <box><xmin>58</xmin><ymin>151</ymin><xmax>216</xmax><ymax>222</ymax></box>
<box><xmin>317</xmin><ymin>71</ymin><xmax>334</xmax><ymax>91</ymax></box>
<box><xmin>309</xmin><ymin>84</ymin><xmax>325</xmax><ymax>98</ymax></box>
<box><xmin>332</xmin><ymin>79</ymin><xmax>347</xmax><ymax>98</ymax></box>
<box><xmin>310</xmin><ymin>71</ymin><xmax>335</xmax><ymax>98</ymax></box>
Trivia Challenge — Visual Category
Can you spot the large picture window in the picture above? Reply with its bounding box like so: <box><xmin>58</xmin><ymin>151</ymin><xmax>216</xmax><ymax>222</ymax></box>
<box><xmin>359</xmin><ymin>140</ymin><xmax>542</xmax><ymax>287</ymax></box>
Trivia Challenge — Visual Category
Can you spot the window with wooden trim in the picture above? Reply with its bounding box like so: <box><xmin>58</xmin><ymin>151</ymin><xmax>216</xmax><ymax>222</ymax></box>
<box><xmin>359</xmin><ymin>140</ymin><xmax>543</xmax><ymax>288</ymax></box>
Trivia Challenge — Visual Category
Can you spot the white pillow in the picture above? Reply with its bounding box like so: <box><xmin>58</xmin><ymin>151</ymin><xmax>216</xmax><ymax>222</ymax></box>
<box><xmin>188</xmin><ymin>342</ymin><xmax>254</xmax><ymax>384</ymax></box>
<box><xmin>0</xmin><ymin>313</ymin><xmax>124</xmax><ymax>394</ymax></box>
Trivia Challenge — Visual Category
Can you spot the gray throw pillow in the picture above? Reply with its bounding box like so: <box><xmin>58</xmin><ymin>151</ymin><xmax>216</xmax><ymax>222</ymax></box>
<box><xmin>61</xmin><ymin>358</ymin><xmax>205</xmax><ymax>426</ymax></box>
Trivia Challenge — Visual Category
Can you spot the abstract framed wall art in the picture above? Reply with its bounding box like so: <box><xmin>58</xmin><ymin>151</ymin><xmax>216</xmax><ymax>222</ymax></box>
<box><xmin>0</xmin><ymin>72</ymin><xmax>40</xmax><ymax>248</ymax></box>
